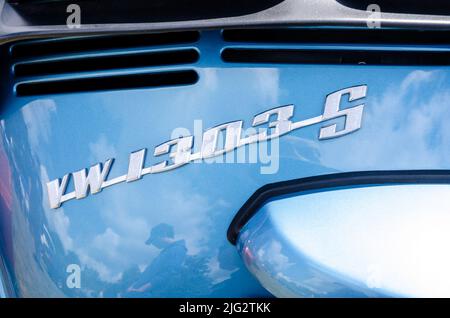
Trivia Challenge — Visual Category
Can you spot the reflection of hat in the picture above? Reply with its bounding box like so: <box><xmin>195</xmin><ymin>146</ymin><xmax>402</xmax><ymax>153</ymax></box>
<box><xmin>145</xmin><ymin>223</ymin><xmax>174</xmax><ymax>249</ymax></box>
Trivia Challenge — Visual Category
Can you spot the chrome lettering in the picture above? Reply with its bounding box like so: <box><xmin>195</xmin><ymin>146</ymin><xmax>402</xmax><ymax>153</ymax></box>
<box><xmin>72</xmin><ymin>159</ymin><xmax>114</xmax><ymax>199</ymax></box>
<box><xmin>47</xmin><ymin>85</ymin><xmax>367</xmax><ymax>209</ymax></box>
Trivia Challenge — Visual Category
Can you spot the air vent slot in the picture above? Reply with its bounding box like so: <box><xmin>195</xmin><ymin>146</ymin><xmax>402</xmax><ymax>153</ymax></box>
<box><xmin>222</xmin><ymin>29</ymin><xmax>450</xmax><ymax>45</ymax></box>
<box><xmin>222</xmin><ymin>48</ymin><xmax>450</xmax><ymax>66</ymax></box>
<box><xmin>14</xmin><ymin>49</ymin><xmax>199</xmax><ymax>77</ymax></box>
<box><xmin>15</xmin><ymin>70</ymin><xmax>198</xmax><ymax>96</ymax></box>
<box><xmin>222</xmin><ymin>28</ymin><xmax>450</xmax><ymax>66</ymax></box>
<box><xmin>10</xmin><ymin>31</ymin><xmax>200</xmax><ymax>59</ymax></box>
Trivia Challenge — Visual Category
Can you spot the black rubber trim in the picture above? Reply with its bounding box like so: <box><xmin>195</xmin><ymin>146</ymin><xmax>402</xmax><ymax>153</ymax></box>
<box><xmin>227</xmin><ymin>170</ymin><xmax>450</xmax><ymax>245</ymax></box>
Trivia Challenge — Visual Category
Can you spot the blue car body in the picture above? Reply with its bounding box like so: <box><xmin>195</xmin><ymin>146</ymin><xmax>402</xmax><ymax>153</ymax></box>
<box><xmin>2</xmin><ymin>24</ymin><xmax>450</xmax><ymax>297</ymax></box>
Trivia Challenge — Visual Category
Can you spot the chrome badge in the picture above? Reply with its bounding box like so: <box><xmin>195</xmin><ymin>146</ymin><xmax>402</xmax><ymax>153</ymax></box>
<box><xmin>47</xmin><ymin>85</ymin><xmax>367</xmax><ymax>209</ymax></box>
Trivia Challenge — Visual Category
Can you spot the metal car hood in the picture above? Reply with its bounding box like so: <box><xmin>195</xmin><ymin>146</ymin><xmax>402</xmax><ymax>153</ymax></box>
<box><xmin>1</xmin><ymin>29</ymin><xmax>450</xmax><ymax>297</ymax></box>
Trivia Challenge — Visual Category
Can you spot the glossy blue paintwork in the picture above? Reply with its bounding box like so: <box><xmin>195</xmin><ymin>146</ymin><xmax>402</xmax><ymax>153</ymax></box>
<box><xmin>1</xmin><ymin>29</ymin><xmax>450</xmax><ymax>297</ymax></box>
<box><xmin>238</xmin><ymin>184</ymin><xmax>450</xmax><ymax>297</ymax></box>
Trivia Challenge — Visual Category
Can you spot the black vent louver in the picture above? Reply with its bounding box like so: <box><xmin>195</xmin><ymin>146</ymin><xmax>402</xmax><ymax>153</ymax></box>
<box><xmin>11</xmin><ymin>31</ymin><xmax>200</xmax><ymax>58</ymax></box>
<box><xmin>16</xmin><ymin>71</ymin><xmax>198</xmax><ymax>97</ymax></box>
<box><xmin>12</xmin><ymin>31</ymin><xmax>200</xmax><ymax>96</ymax></box>
<box><xmin>13</xmin><ymin>49</ymin><xmax>199</xmax><ymax>77</ymax></box>
<box><xmin>222</xmin><ymin>29</ymin><xmax>450</xmax><ymax>66</ymax></box>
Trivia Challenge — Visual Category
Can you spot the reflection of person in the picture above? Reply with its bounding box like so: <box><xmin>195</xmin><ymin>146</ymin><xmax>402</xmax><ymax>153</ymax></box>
<box><xmin>126</xmin><ymin>223</ymin><xmax>188</xmax><ymax>296</ymax></box>
<box><xmin>127</xmin><ymin>224</ymin><xmax>269</xmax><ymax>297</ymax></box>
<box><xmin>126</xmin><ymin>223</ymin><xmax>211</xmax><ymax>297</ymax></box>
<box><xmin>128</xmin><ymin>223</ymin><xmax>187</xmax><ymax>292</ymax></box>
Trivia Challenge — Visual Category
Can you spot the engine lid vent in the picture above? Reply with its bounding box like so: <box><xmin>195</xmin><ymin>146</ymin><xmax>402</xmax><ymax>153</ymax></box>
<box><xmin>10</xmin><ymin>31</ymin><xmax>200</xmax><ymax>59</ymax></box>
<box><xmin>222</xmin><ymin>28</ymin><xmax>450</xmax><ymax>45</ymax></box>
<box><xmin>13</xmin><ymin>49</ymin><xmax>199</xmax><ymax>77</ymax></box>
<box><xmin>11</xmin><ymin>31</ymin><xmax>200</xmax><ymax>96</ymax></box>
<box><xmin>222</xmin><ymin>48</ymin><xmax>450</xmax><ymax>66</ymax></box>
<box><xmin>15</xmin><ymin>70</ymin><xmax>199</xmax><ymax>96</ymax></box>
<box><xmin>222</xmin><ymin>28</ymin><xmax>450</xmax><ymax>66</ymax></box>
